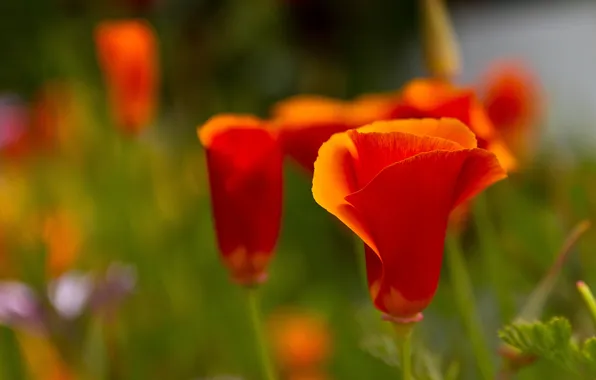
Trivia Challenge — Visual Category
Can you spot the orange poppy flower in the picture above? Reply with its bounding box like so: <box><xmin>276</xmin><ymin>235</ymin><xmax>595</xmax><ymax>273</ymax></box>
<box><xmin>312</xmin><ymin>118</ymin><xmax>506</xmax><ymax>320</ymax></box>
<box><xmin>42</xmin><ymin>210</ymin><xmax>82</xmax><ymax>278</ymax></box>
<box><xmin>268</xmin><ymin>309</ymin><xmax>331</xmax><ymax>370</ymax></box>
<box><xmin>198</xmin><ymin>115</ymin><xmax>283</xmax><ymax>286</ymax></box>
<box><xmin>350</xmin><ymin>79</ymin><xmax>517</xmax><ymax>172</ymax></box>
<box><xmin>271</xmin><ymin>95</ymin><xmax>352</xmax><ymax>174</ymax></box>
<box><xmin>481</xmin><ymin>61</ymin><xmax>541</xmax><ymax>159</ymax></box>
<box><xmin>95</xmin><ymin>19</ymin><xmax>158</xmax><ymax>135</ymax></box>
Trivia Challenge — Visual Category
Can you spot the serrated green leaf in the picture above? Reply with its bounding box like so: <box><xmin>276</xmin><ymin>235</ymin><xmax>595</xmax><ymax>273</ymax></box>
<box><xmin>499</xmin><ymin>317</ymin><xmax>596</xmax><ymax>378</ymax></box>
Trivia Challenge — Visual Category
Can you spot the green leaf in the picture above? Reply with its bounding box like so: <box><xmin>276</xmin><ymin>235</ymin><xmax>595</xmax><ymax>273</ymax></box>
<box><xmin>499</xmin><ymin>317</ymin><xmax>596</xmax><ymax>378</ymax></box>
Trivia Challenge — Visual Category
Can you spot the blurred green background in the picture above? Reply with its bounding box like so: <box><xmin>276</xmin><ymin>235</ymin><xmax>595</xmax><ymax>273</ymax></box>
<box><xmin>1</xmin><ymin>0</ymin><xmax>596</xmax><ymax>379</ymax></box>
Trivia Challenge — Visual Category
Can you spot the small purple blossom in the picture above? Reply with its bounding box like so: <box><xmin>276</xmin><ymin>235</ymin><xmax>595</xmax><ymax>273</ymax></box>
<box><xmin>48</xmin><ymin>271</ymin><xmax>94</xmax><ymax>320</ymax></box>
<box><xmin>0</xmin><ymin>263</ymin><xmax>136</xmax><ymax>334</ymax></box>
<box><xmin>0</xmin><ymin>281</ymin><xmax>45</xmax><ymax>332</ymax></box>
<box><xmin>90</xmin><ymin>262</ymin><xmax>137</xmax><ymax>313</ymax></box>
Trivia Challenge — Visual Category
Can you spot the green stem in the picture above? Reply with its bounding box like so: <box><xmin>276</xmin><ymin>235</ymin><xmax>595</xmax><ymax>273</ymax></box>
<box><xmin>397</xmin><ymin>328</ymin><xmax>414</xmax><ymax>380</ymax></box>
<box><xmin>577</xmin><ymin>281</ymin><xmax>596</xmax><ymax>326</ymax></box>
<box><xmin>446</xmin><ymin>233</ymin><xmax>494</xmax><ymax>380</ymax></box>
<box><xmin>246</xmin><ymin>288</ymin><xmax>277</xmax><ymax>380</ymax></box>
<box><xmin>0</xmin><ymin>327</ymin><xmax>25</xmax><ymax>380</ymax></box>
<box><xmin>474</xmin><ymin>195</ymin><xmax>515</xmax><ymax>322</ymax></box>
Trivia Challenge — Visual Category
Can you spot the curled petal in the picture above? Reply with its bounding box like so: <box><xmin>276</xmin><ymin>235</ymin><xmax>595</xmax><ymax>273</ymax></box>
<box><xmin>355</xmin><ymin>118</ymin><xmax>477</xmax><ymax>149</ymax></box>
<box><xmin>348</xmin><ymin>129</ymin><xmax>463</xmax><ymax>189</ymax></box>
<box><xmin>199</xmin><ymin>115</ymin><xmax>283</xmax><ymax>285</ymax></box>
<box><xmin>312</xmin><ymin>132</ymin><xmax>376</xmax><ymax>252</ymax></box>
<box><xmin>313</xmin><ymin>122</ymin><xmax>506</xmax><ymax>319</ymax></box>
<box><xmin>345</xmin><ymin>149</ymin><xmax>505</xmax><ymax>317</ymax></box>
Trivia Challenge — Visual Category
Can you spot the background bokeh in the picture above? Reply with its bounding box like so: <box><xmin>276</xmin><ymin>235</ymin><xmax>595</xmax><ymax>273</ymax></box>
<box><xmin>2</xmin><ymin>0</ymin><xmax>596</xmax><ymax>379</ymax></box>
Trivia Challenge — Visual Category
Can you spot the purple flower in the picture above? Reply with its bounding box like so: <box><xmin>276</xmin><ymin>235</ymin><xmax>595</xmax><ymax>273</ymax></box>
<box><xmin>0</xmin><ymin>281</ymin><xmax>45</xmax><ymax>332</ymax></box>
<box><xmin>48</xmin><ymin>271</ymin><xmax>94</xmax><ymax>320</ymax></box>
<box><xmin>0</xmin><ymin>263</ymin><xmax>136</xmax><ymax>334</ymax></box>
<box><xmin>90</xmin><ymin>262</ymin><xmax>137</xmax><ymax>313</ymax></box>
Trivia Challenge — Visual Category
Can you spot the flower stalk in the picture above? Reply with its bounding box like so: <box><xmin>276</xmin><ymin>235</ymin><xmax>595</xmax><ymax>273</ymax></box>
<box><xmin>392</xmin><ymin>322</ymin><xmax>416</xmax><ymax>380</ymax></box>
<box><xmin>474</xmin><ymin>194</ymin><xmax>515</xmax><ymax>322</ymax></box>
<box><xmin>446</xmin><ymin>233</ymin><xmax>494</xmax><ymax>380</ymax></box>
<box><xmin>246</xmin><ymin>288</ymin><xmax>278</xmax><ymax>380</ymax></box>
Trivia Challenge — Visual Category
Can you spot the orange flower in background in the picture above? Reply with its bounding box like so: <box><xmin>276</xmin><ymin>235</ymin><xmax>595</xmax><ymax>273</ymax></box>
<box><xmin>268</xmin><ymin>309</ymin><xmax>331</xmax><ymax>371</ymax></box>
<box><xmin>349</xmin><ymin>79</ymin><xmax>517</xmax><ymax>172</ymax></box>
<box><xmin>95</xmin><ymin>19</ymin><xmax>158</xmax><ymax>135</ymax></box>
<box><xmin>481</xmin><ymin>61</ymin><xmax>541</xmax><ymax>160</ymax></box>
<box><xmin>42</xmin><ymin>210</ymin><xmax>82</xmax><ymax>278</ymax></box>
<box><xmin>347</xmin><ymin>93</ymin><xmax>399</xmax><ymax>128</ymax></box>
<box><xmin>198</xmin><ymin>115</ymin><xmax>283</xmax><ymax>286</ymax></box>
<box><xmin>271</xmin><ymin>95</ymin><xmax>352</xmax><ymax>174</ymax></box>
<box><xmin>312</xmin><ymin>118</ymin><xmax>506</xmax><ymax>320</ymax></box>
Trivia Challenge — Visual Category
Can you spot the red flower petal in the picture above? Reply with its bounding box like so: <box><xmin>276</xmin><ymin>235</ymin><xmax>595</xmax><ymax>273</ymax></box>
<box><xmin>387</xmin><ymin>79</ymin><xmax>518</xmax><ymax>172</ymax></box>
<box><xmin>312</xmin><ymin>132</ymin><xmax>376</xmax><ymax>251</ymax></box>
<box><xmin>199</xmin><ymin>115</ymin><xmax>283</xmax><ymax>285</ymax></box>
<box><xmin>272</xmin><ymin>95</ymin><xmax>352</xmax><ymax>173</ymax></box>
<box><xmin>348</xmin><ymin>118</ymin><xmax>477</xmax><ymax>187</ymax></box>
<box><xmin>312</xmin><ymin>118</ymin><xmax>478</xmax><ymax>255</ymax></box>
<box><xmin>345</xmin><ymin>148</ymin><xmax>505</xmax><ymax>317</ymax></box>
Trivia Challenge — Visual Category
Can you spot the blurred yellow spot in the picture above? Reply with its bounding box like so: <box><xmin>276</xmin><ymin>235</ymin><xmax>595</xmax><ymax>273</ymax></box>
<box><xmin>420</xmin><ymin>0</ymin><xmax>461</xmax><ymax>79</ymax></box>
<box><xmin>16</xmin><ymin>332</ymin><xmax>75</xmax><ymax>380</ymax></box>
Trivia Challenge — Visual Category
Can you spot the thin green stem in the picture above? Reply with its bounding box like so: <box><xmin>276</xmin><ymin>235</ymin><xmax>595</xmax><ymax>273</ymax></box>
<box><xmin>446</xmin><ymin>233</ymin><xmax>494</xmax><ymax>380</ymax></box>
<box><xmin>577</xmin><ymin>281</ymin><xmax>596</xmax><ymax>326</ymax></box>
<box><xmin>517</xmin><ymin>220</ymin><xmax>590</xmax><ymax>323</ymax></box>
<box><xmin>474</xmin><ymin>195</ymin><xmax>515</xmax><ymax>322</ymax></box>
<box><xmin>246</xmin><ymin>288</ymin><xmax>277</xmax><ymax>380</ymax></box>
<box><xmin>397</xmin><ymin>329</ymin><xmax>414</xmax><ymax>380</ymax></box>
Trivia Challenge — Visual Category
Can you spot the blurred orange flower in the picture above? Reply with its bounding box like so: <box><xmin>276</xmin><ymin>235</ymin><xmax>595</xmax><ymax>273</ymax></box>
<box><xmin>271</xmin><ymin>95</ymin><xmax>352</xmax><ymax>174</ymax></box>
<box><xmin>95</xmin><ymin>19</ymin><xmax>158</xmax><ymax>135</ymax></box>
<box><xmin>312</xmin><ymin>118</ymin><xmax>506</xmax><ymax>320</ymax></box>
<box><xmin>198</xmin><ymin>115</ymin><xmax>283</xmax><ymax>286</ymax></box>
<box><xmin>350</xmin><ymin>79</ymin><xmax>517</xmax><ymax>172</ymax></box>
<box><xmin>42</xmin><ymin>210</ymin><xmax>82</xmax><ymax>278</ymax></box>
<box><xmin>268</xmin><ymin>309</ymin><xmax>331</xmax><ymax>371</ymax></box>
<box><xmin>480</xmin><ymin>61</ymin><xmax>541</xmax><ymax>160</ymax></box>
